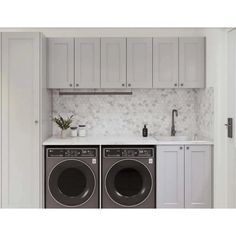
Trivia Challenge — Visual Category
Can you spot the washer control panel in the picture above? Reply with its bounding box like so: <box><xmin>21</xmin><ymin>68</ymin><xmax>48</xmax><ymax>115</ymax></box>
<box><xmin>104</xmin><ymin>146</ymin><xmax>155</xmax><ymax>158</ymax></box>
<box><xmin>47</xmin><ymin>148</ymin><xmax>97</xmax><ymax>158</ymax></box>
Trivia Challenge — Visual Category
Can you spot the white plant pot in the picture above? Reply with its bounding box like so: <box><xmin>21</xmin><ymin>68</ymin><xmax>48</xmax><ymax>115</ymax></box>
<box><xmin>61</xmin><ymin>130</ymin><xmax>67</xmax><ymax>139</ymax></box>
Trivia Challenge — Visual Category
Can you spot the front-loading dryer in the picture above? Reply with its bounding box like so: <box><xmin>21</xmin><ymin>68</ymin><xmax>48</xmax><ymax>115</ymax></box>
<box><xmin>102</xmin><ymin>145</ymin><xmax>156</xmax><ymax>208</ymax></box>
<box><xmin>45</xmin><ymin>145</ymin><xmax>99</xmax><ymax>208</ymax></box>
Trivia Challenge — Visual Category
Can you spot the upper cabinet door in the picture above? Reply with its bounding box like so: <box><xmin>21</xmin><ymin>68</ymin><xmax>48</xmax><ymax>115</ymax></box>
<box><xmin>185</xmin><ymin>145</ymin><xmax>212</xmax><ymax>208</ymax></box>
<box><xmin>179</xmin><ymin>37</ymin><xmax>205</xmax><ymax>88</ymax></box>
<box><xmin>157</xmin><ymin>145</ymin><xmax>185</xmax><ymax>208</ymax></box>
<box><xmin>47</xmin><ymin>38</ymin><xmax>74</xmax><ymax>89</ymax></box>
<box><xmin>127</xmin><ymin>38</ymin><xmax>152</xmax><ymax>88</ymax></box>
<box><xmin>101</xmin><ymin>38</ymin><xmax>126</xmax><ymax>88</ymax></box>
<box><xmin>75</xmin><ymin>38</ymin><xmax>100</xmax><ymax>88</ymax></box>
<box><xmin>153</xmin><ymin>38</ymin><xmax>178</xmax><ymax>88</ymax></box>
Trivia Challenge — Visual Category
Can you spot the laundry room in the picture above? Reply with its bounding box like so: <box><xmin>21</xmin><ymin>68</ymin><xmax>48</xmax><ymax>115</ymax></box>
<box><xmin>2</xmin><ymin>1</ymin><xmax>236</xmax><ymax>236</ymax></box>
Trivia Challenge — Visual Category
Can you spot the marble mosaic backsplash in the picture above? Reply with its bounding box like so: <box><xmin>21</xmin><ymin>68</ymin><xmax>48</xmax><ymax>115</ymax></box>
<box><xmin>52</xmin><ymin>88</ymin><xmax>214</xmax><ymax>140</ymax></box>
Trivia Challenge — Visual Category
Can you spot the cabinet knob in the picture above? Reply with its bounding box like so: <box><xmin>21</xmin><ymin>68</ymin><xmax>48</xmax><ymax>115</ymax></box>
<box><xmin>180</xmin><ymin>146</ymin><xmax>183</xmax><ymax>150</ymax></box>
<box><xmin>69</xmin><ymin>84</ymin><xmax>73</xmax><ymax>87</ymax></box>
<box><xmin>76</xmin><ymin>83</ymin><xmax>79</xmax><ymax>87</ymax></box>
<box><xmin>174</xmin><ymin>83</ymin><xmax>177</xmax><ymax>87</ymax></box>
<box><xmin>34</xmin><ymin>120</ymin><xmax>39</xmax><ymax>124</ymax></box>
<box><xmin>186</xmin><ymin>147</ymin><xmax>189</xmax><ymax>150</ymax></box>
<box><xmin>128</xmin><ymin>83</ymin><xmax>131</xmax><ymax>87</ymax></box>
<box><xmin>180</xmin><ymin>83</ymin><xmax>184</xmax><ymax>87</ymax></box>
<box><xmin>122</xmin><ymin>83</ymin><xmax>125</xmax><ymax>87</ymax></box>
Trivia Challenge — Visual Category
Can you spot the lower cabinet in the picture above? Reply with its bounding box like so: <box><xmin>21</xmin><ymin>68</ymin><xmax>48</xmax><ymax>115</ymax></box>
<box><xmin>157</xmin><ymin>145</ymin><xmax>212</xmax><ymax>208</ymax></box>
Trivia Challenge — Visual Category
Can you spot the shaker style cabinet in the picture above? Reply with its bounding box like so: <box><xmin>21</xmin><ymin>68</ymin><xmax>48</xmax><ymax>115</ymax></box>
<box><xmin>185</xmin><ymin>145</ymin><xmax>212</xmax><ymax>208</ymax></box>
<box><xmin>157</xmin><ymin>146</ymin><xmax>184</xmax><ymax>208</ymax></box>
<box><xmin>1</xmin><ymin>32</ymin><xmax>50</xmax><ymax>208</ymax></box>
<box><xmin>179</xmin><ymin>37</ymin><xmax>205</xmax><ymax>88</ymax></box>
<box><xmin>153</xmin><ymin>38</ymin><xmax>179</xmax><ymax>88</ymax></box>
<box><xmin>47</xmin><ymin>38</ymin><xmax>74</xmax><ymax>89</ymax></box>
<box><xmin>101</xmin><ymin>38</ymin><xmax>126</xmax><ymax>88</ymax></box>
<box><xmin>127</xmin><ymin>38</ymin><xmax>152</xmax><ymax>88</ymax></box>
<box><xmin>157</xmin><ymin>145</ymin><xmax>212</xmax><ymax>208</ymax></box>
<box><xmin>75</xmin><ymin>38</ymin><xmax>100</xmax><ymax>88</ymax></box>
<box><xmin>47</xmin><ymin>37</ymin><xmax>205</xmax><ymax>89</ymax></box>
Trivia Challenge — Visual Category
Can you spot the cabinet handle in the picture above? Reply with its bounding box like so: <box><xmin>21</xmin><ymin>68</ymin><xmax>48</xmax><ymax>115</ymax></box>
<box><xmin>174</xmin><ymin>83</ymin><xmax>177</xmax><ymax>87</ymax></box>
<box><xmin>122</xmin><ymin>83</ymin><xmax>125</xmax><ymax>87</ymax></box>
<box><xmin>180</xmin><ymin>83</ymin><xmax>184</xmax><ymax>87</ymax></box>
<box><xmin>186</xmin><ymin>147</ymin><xmax>189</xmax><ymax>150</ymax></box>
<box><xmin>69</xmin><ymin>84</ymin><xmax>73</xmax><ymax>87</ymax></box>
<box><xmin>128</xmin><ymin>83</ymin><xmax>131</xmax><ymax>87</ymax></box>
<box><xmin>34</xmin><ymin>120</ymin><xmax>39</xmax><ymax>124</ymax></box>
<box><xmin>76</xmin><ymin>83</ymin><xmax>79</xmax><ymax>87</ymax></box>
<box><xmin>180</xmin><ymin>146</ymin><xmax>183</xmax><ymax>150</ymax></box>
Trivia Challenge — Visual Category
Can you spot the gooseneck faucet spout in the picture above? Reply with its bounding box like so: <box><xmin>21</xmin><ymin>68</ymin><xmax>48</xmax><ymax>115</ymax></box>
<box><xmin>171</xmin><ymin>109</ymin><xmax>178</xmax><ymax>136</ymax></box>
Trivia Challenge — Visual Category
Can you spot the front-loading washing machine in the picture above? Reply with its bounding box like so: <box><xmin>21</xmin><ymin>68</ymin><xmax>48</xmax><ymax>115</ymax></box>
<box><xmin>102</xmin><ymin>145</ymin><xmax>156</xmax><ymax>208</ymax></box>
<box><xmin>45</xmin><ymin>145</ymin><xmax>99</xmax><ymax>208</ymax></box>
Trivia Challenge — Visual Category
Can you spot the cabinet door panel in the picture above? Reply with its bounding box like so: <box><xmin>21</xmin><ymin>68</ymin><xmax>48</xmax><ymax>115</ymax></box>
<box><xmin>153</xmin><ymin>38</ymin><xmax>178</xmax><ymax>88</ymax></box>
<box><xmin>127</xmin><ymin>38</ymin><xmax>152</xmax><ymax>88</ymax></box>
<box><xmin>179</xmin><ymin>37</ymin><xmax>205</xmax><ymax>88</ymax></box>
<box><xmin>75</xmin><ymin>38</ymin><xmax>100</xmax><ymax>88</ymax></box>
<box><xmin>2</xmin><ymin>33</ymin><xmax>40</xmax><ymax>208</ymax></box>
<box><xmin>157</xmin><ymin>146</ymin><xmax>184</xmax><ymax>208</ymax></box>
<box><xmin>185</xmin><ymin>145</ymin><xmax>212</xmax><ymax>208</ymax></box>
<box><xmin>47</xmin><ymin>38</ymin><xmax>74</xmax><ymax>89</ymax></box>
<box><xmin>101</xmin><ymin>38</ymin><xmax>126</xmax><ymax>88</ymax></box>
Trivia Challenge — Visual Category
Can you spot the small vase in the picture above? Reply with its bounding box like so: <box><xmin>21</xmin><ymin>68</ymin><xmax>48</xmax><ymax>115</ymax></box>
<box><xmin>61</xmin><ymin>130</ymin><xmax>67</xmax><ymax>139</ymax></box>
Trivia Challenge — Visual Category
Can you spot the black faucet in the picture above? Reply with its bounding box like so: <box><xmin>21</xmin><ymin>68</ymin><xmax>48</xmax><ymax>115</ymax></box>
<box><xmin>171</xmin><ymin>109</ymin><xmax>178</xmax><ymax>136</ymax></box>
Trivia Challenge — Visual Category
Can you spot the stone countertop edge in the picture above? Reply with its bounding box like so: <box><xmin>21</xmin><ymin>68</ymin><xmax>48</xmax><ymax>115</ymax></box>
<box><xmin>43</xmin><ymin>136</ymin><xmax>214</xmax><ymax>146</ymax></box>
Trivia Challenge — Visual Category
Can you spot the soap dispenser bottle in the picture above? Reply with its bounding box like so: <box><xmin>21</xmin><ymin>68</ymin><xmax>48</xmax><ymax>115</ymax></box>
<box><xmin>142</xmin><ymin>124</ymin><xmax>148</xmax><ymax>137</ymax></box>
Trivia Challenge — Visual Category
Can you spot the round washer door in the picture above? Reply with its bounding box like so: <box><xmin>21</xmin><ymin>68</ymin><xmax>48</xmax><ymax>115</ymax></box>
<box><xmin>105</xmin><ymin>159</ymin><xmax>152</xmax><ymax>207</ymax></box>
<box><xmin>49</xmin><ymin>159</ymin><xmax>95</xmax><ymax>207</ymax></box>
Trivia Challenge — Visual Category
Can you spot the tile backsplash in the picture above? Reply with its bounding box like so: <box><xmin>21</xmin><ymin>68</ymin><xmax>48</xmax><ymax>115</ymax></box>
<box><xmin>52</xmin><ymin>88</ymin><xmax>214</xmax><ymax>140</ymax></box>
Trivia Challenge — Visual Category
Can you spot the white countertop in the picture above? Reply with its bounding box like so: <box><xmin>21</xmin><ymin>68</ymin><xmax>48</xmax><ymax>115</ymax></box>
<box><xmin>43</xmin><ymin>135</ymin><xmax>213</xmax><ymax>146</ymax></box>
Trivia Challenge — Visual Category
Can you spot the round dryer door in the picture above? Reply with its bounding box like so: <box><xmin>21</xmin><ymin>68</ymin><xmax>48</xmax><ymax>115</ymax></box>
<box><xmin>48</xmin><ymin>159</ymin><xmax>95</xmax><ymax>207</ymax></box>
<box><xmin>105</xmin><ymin>159</ymin><xmax>152</xmax><ymax>207</ymax></box>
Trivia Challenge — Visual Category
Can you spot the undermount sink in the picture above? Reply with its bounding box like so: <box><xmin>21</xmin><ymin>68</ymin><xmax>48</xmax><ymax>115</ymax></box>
<box><xmin>155</xmin><ymin>136</ymin><xmax>190</xmax><ymax>141</ymax></box>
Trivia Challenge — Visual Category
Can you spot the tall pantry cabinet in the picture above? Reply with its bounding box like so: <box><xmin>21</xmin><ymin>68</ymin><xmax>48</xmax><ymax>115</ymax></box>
<box><xmin>0</xmin><ymin>32</ymin><xmax>51</xmax><ymax>208</ymax></box>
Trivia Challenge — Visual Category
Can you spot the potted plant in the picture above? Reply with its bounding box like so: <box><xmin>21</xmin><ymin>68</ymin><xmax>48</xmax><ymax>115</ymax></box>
<box><xmin>52</xmin><ymin>115</ymin><xmax>73</xmax><ymax>138</ymax></box>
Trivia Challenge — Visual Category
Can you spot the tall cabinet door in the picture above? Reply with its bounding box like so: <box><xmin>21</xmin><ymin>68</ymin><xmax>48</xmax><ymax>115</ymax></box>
<box><xmin>157</xmin><ymin>145</ymin><xmax>184</xmax><ymax>208</ymax></box>
<box><xmin>101</xmin><ymin>38</ymin><xmax>126</xmax><ymax>88</ymax></box>
<box><xmin>75</xmin><ymin>38</ymin><xmax>100</xmax><ymax>88</ymax></box>
<box><xmin>185</xmin><ymin>145</ymin><xmax>212</xmax><ymax>208</ymax></box>
<box><xmin>153</xmin><ymin>38</ymin><xmax>178</xmax><ymax>88</ymax></box>
<box><xmin>2</xmin><ymin>33</ymin><xmax>40</xmax><ymax>208</ymax></box>
<box><xmin>127</xmin><ymin>38</ymin><xmax>152</xmax><ymax>88</ymax></box>
<box><xmin>179</xmin><ymin>37</ymin><xmax>205</xmax><ymax>88</ymax></box>
<box><xmin>47</xmin><ymin>38</ymin><xmax>74</xmax><ymax>89</ymax></box>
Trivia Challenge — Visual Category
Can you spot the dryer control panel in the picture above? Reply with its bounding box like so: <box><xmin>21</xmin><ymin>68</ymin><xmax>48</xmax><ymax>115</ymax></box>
<box><xmin>47</xmin><ymin>147</ymin><xmax>98</xmax><ymax>158</ymax></box>
<box><xmin>103</xmin><ymin>146</ymin><xmax>155</xmax><ymax>158</ymax></box>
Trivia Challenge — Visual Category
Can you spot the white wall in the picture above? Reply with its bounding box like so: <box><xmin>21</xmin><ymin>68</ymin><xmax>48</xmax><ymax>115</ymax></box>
<box><xmin>204</xmin><ymin>28</ymin><xmax>228</xmax><ymax>207</ymax></box>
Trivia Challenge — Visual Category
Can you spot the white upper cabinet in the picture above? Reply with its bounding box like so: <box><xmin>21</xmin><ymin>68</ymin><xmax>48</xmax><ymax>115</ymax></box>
<box><xmin>179</xmin><ymin>37</ymin><xmax>205</xmax><ymax>88</ymax></box>
<box><xmin>127</xmin><ymin>38</ymin><xmax>152</xmax><ymax>88</ymax></box>
<box><xmin>1</xmin><ymin>33</ymin><xmax>41</xmax><ymax>208</ymax></box>
<box><xmin>75</xmin><ymin>38</ymin><xmax>100</xmax><ymax>88</ymax></box>
<box><xmin>153</xmin><ymin>38</ymin><xmax>179</xmax><ymax>88</ymax></box>
<box><xmin>47</xmin><ymin>38</ymin><xmax>74</xmax><ymax>89</ymax></box>
<box><xmin>157</xmin><ymin>145</ymin><xmax>185</xmax><ymax>208</ymax></box>
<box><xmin>101</xmin><ymin>38</ymin><xmax>126</xmax><ymax>88</ymax></box>
<box><xmin>185</xmin><ymin>145</ymin><xmax>212</xmax><ymax>208</ymax></box>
